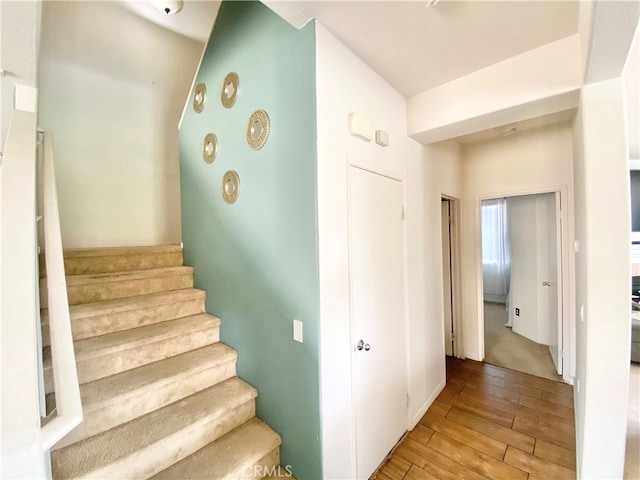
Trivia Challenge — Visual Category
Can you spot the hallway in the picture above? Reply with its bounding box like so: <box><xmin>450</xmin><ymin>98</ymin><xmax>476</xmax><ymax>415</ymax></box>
<box><xmin>373</xmin><ymin>357</ymin><xmax>575</xmax><ymax>480</ymax></box>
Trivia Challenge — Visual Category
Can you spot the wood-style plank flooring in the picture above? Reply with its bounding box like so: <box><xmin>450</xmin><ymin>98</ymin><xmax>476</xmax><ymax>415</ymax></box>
<box><xmin>373</xmin><ymin>357</ymin><xmax>576</xmax><ymax>480</ymax></box>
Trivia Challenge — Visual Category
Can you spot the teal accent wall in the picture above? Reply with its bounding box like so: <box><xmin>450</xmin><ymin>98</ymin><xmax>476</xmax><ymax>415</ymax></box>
<box><xmin>179</xmin><ymin>2</ymin><xmax>320</xmax><ymax>478</ymax></box>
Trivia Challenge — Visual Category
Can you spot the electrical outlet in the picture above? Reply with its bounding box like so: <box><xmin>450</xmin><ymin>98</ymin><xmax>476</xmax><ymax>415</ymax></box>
<box><xmin>515</xmin><ymin>307</ymin><xmax>520</xmax><ymax>316</ymax></box>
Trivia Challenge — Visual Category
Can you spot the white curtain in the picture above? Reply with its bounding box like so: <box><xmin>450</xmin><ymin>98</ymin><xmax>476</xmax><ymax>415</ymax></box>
<box><xmin>482</xmin><ymin>198</ymin><xmax>510</xmax><ymax>296</ymax></box>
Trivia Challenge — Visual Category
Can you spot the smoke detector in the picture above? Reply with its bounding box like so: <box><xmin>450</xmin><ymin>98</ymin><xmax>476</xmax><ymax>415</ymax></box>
<box><xmin>151</xmin><ymin>0</ymin><xmax>183</xmax><ymax>15</ymax></box>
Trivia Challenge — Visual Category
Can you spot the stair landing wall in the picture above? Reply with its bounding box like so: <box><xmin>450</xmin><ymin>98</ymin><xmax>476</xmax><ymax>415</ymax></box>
<box><xmin>178</xmin><ymin>2</ymin><xmax>322</xmax><ymax>478</ymax></box>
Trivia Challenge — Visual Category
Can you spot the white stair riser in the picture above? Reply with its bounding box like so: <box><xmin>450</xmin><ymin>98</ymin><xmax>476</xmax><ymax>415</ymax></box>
<box><xmin>52</xmin><ymin>401</ymin><xmax>256</xmax><ymax>480</ymax></box>
<box><xmin>44</xmin><ymin>327</ymin><xmax>218</xmax><ymax>393</ymax></box>
<box><xmin>41</xmin><ymin>296</ymin><xmax>206</xmax><ymax>346</ymax></box>
<box><xmin>53</xmin><ymin>359</ymin><xmax>237</xmax><ymax>450</ymax></box>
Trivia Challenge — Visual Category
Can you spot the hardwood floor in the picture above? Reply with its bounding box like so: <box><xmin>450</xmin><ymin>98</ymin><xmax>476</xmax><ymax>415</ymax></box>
<box><xmin>373</xmin><ymin>357</ymin><xmax>576</xmax><ymax>480</ymax></box>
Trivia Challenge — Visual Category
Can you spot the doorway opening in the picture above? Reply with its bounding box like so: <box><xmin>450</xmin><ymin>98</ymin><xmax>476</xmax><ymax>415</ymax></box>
<box><xmin>441</xmin><ymin>196</ymin><xmax>461</xmax><ymax>359</ymax></box>
<box><xmin>481</xmin><ymin>192</ymin><xmax>563</xmax><ymax>381</ymax></box>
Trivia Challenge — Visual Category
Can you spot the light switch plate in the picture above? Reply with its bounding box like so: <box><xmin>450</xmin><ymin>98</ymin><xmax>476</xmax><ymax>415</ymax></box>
<box><xmin>375</xmin><ymin>129</ymin><xmax>389</xmax><ymax>147</ymax></box>
<box><xmin>293</xmin><ymin>319</ymin><xmax>303</xmax><ymax>343</ymax></box>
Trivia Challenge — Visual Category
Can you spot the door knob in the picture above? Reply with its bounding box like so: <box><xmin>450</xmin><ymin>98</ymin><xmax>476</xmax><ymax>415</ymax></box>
<box><xmin>542</xmin><ymin>281</ymin><xmax>556</xmax><ymax>287</ymax></box>
<box><xmin>357</xmin><ymin>339</ymin><xmax>371</xmax><ymax>351</ymax></box>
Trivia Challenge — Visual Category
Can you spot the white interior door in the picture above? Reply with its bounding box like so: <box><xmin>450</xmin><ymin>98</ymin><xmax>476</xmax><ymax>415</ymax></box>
<box><xmin>546</xmin><ymin>192</ymin><xmax>563</xmax><ymax>374</ymax></box>
<box><xmin>349</xmin><ymin>166</ymin><xmax>407</xmax><ymax>479</ymax></box>
<box><xmin>441</xmin><ymin>200</ymin><xmax>454</xmax><ymax>356</ymax></box>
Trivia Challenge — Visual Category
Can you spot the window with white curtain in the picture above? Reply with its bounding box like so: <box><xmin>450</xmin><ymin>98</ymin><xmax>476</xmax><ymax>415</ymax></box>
<box><xmin>482</xmin><ymin>198</ymin><xmax>511</xmax><ymax>296</ymax></box>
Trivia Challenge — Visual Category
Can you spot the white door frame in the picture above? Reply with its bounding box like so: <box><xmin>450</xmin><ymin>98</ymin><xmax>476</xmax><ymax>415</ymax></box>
<box><xmin>441</xmin><ymin>195</ymin><xmax>464</xmax><ymax>358</ymax></box>
<box><xmin>345</xmin><ymin>161</ymin><xmax>410</xmax><ymax>477</ymax></box>
<box><xmin>476</xmin><ymin>186</ymin><xmax>572</xmax><ymax>382</ymax></box>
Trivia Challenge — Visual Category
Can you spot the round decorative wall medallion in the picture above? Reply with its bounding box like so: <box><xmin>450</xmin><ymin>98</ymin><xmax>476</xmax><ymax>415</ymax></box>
<box><xmin>222</xmin><ymin>170</ymin><xmax>240</xmax><ymax>204</ymax></box>
<box><xmin>193</xmin><ymin>83</ymin><xmax>207</xmax><ymax>113</ymax></box>
<box><xmin>202</xmin><ymin>133</ymin><xmax>218</xmax><ymax>164</ymax></box>
<box><xmin>221</xmin><ymin>72</ymin><xmax>239</xmax><ymax>109</ymax></box>
<box><xmin>246</xmin><ymin>110</ymin><xmax>270</xmax><ymax>150</ymax></box>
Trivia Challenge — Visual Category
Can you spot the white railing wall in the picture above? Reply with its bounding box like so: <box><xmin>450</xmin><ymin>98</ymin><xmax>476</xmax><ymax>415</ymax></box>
<box><xmin>39</xmin><ymin>129</ymin><xmax>82</xmax><ymax>450</ymax></box>
<box><xmin>1</xmin><ymin>108</ymin><xmax>45</xmax><ymax>478</ymax></box>
<box><xmin>0</xmin><ymin>102</ymin><xmax>82</xmax><ymax>477</ymax></box>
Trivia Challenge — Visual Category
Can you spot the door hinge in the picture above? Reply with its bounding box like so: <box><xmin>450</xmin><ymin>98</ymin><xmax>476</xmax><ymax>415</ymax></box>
<box><xmin>406</xmin><ymin>393</ymin><xmax>410</xmax><ymax>407</ymax></box>
<box><xmin>401</xmin><ymin>206</ymin><xmax>406</xmax><ymax>220</ymax></box>
<box><xmin>448</xmin><ymin>216</ymin><xmax>453</xmax><ymax>225</ymax></box>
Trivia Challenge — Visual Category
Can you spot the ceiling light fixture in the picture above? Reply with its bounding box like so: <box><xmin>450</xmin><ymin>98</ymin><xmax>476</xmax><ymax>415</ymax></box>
<box><xmin>495</xmin><ymin>125</ymin><xmax>517</xmax><ymax>136</ymax></box>
<box><xmin>151</xmin><ymin>0</ymin><xmax>183</xmax><ymax>15</ymax></box>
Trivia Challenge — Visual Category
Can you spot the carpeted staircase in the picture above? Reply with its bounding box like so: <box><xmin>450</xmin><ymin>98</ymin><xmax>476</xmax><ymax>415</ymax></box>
<box><xmin>40</xmin><ymin>245</ymin><xmax>288</xmax><ymax>479</ymax></box>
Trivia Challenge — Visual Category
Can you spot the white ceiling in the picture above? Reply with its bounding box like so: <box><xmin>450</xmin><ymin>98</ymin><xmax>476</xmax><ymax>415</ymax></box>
<box><xmin>125</xmin><ymin>0</ymin><xmax>579</xmax><ymax>97</ymax></box>
<box><xmin>455</xmin><ymin>109</ymin><xmax>576</xmax><ymax>145</ymax></box>
<box><xmin>119</xmin><ymin>1</ymin><xmax>640</xmax><ymax>155</ymax></box>
<box><xmin>265</xmin><ymin>1</ymin><xmax>580</xmax><ymax>97</ymax></box>
<box><xmin>118</xmin><ymin>0</ymin><xmax>220</xmax><ymax>43</ymax></box>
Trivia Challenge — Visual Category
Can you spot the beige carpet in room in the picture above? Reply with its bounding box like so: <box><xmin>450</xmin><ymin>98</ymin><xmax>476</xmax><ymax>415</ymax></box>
<box><xmin>484</xmin><ymin>302</ymin><xmax>562</xmax><ymax>381</ymax></box>
<box><xmin>625</xmin><ymin>362</ymin><xmax>640</xmax><ymax>480</ymax></box>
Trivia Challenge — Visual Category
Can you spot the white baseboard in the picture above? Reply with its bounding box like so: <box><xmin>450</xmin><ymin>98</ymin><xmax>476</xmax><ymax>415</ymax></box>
<box><xmin>465</xmin><ymin>351</ymin><xmax>482</xmax><ymax>361</ymax></box>
<box><xmin>409</xmin><ymin>379</ymin><xmax>446</xmax><ymax>429</ymax></box>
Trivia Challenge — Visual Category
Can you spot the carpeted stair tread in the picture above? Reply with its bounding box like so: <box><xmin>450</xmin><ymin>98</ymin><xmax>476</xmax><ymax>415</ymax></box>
<box><xmin>150</xmin><ymin>417</ymin><xmax>282</xmax><ymax>480</ymax></box>
<box><xmin>45</xmin><ymin>314</ymin><xmax>219</xmax><ymax>364</ymax></box>
<box><xmin>63</xmin><ymin>245</ymin><xmax>183</xmax><ymax>258</ymax></box>
<box><xmin>40</xmin><ymin>289</ymin><xmax>206</xmax><ymax>344</ymax></box>
<box><xmin>40</xmin><ymin>266</ymin><xmax>194</xmax><ymax>306</ymax></box>
<box><xmin>50</xmin><ymin>344</ymin><xmax>239</xmax><ymax>450</ymax></box>
<box><xmin>79</xmin><ymin>343</ymin><xmax>235</xmax><ymax>406</ymax></box>
<box><xmin>52</xmin><ymin>377</ymin><xmax>257</xmax><ymax>480</ymax></box>
<box><xmin>43</xmin><ymin>314</ymin><xmax>220</xmax><ymax>392</ymax></box>
<box><xmin>41</xmin><ymin>245</ymin><xmax>184</xmax><ymax>277</ymax></box>
<box><xmin>62</xmin><ymin>266</ymin><xmax>194</xmax><ymax>286</ymax></box>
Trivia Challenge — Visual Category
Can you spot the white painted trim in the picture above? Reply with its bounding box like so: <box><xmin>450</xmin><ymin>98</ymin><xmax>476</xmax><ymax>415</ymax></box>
<box><xmin>474</xmin><ymin>185</ymin><xmax>573</xmax><ymax>382</ymax></box>
<box><xmin>344</xmin><ymin>157</ymin><xmax>359</xmax><ymax>478</ymax></box>
<box><xmin>409</xmin><ymin>379</ymin><xmax>445</xmax><ymax>429</ymax></box>
<box><xmin>401</xmin><ymin>177</ymin><xmax>412</xmax><ymax>430</ymax></box>
<box><xmin>442</xmin><ymin>195</ymin><xmax>464</xmax><ymax>359</ymax></box>
<box><xmin>348</xmin><ymin>158</ymin><xmax>406</xmax><ymax>183</ymax></box>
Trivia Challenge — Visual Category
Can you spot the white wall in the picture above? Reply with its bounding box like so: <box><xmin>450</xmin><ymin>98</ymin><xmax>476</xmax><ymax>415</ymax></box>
<box><xmin>624</xmin><ymin>30</ymin><xmax>639</xmax><ymax>160</ymax></box>
<box><xmin>408</xmin><ymin>35</ymin><xmax>582</xmax><ymax>145</ymax></box>
<box><xmin>38</xmin><ymin>1</ymin><xmax>203</xmax><ymax>248</ymax></box>
<box><xmin>572</xmin><ymin>77</ymin><xmax>631</xmax><ymax>479</ymax></box>
<box><xmin>1</xmin><ymin>0</ymin><xmax>41</xmax><ymax>154</ymax></box>
<box><xmin>423</xmin><ymin>141</ymin><xmax>463</xmax><ymax>357</ymax></box>
<box><xmin>315</xmin><ymin>24</ymin><xmax>433</xmax><ymax>478</ymax></box>
<box><xmin>460</xmin><ymin>122</ymin><xmax>575</xmax><ymax>379</ymax></box>
<box><xmin>508</xmin><ymin>193</ymin><xmax>555</xmax><ymax>345</ymax></box>
<box><xmin>508</xmin><ymin>195</ymin><xmax>540</xmax><ymax>341</ymax></box>
<box><xmin>0</xmin><ymin>3</ymin><xmax>47</xmax><ymax>477</ymax></box>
